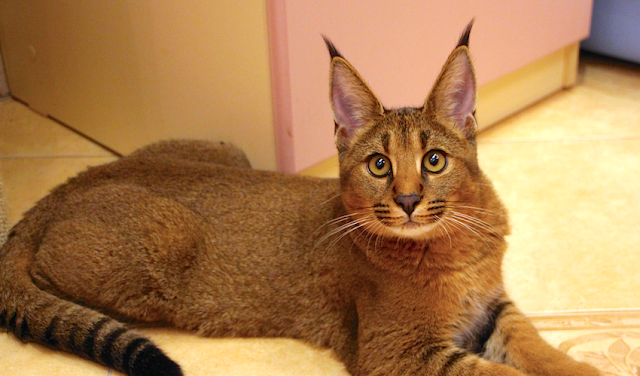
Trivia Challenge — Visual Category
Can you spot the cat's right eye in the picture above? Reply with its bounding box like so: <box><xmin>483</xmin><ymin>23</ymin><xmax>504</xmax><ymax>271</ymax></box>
<box><xmin>367</xmin><ymin>154</ymin><xmax>392</xmax><ymax>178</ymax></box>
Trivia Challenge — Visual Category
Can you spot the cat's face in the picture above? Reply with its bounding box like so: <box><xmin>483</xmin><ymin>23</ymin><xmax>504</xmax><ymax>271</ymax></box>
<box><xmin>326</xmin><ymin>25</ymin><xmax>481</xmax><ymax>241</ymax></box>
<box><xmin>338</xmin><ymin>108</ymin><xmax>480</xmax><ymax>241</ymax></box>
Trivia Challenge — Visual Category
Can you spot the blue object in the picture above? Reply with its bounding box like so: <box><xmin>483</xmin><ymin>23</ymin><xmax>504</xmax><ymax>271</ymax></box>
<box><xmin>581</xmin><ymin>0</ymin><xmax>640</xmax><ymax>64</ymax></box>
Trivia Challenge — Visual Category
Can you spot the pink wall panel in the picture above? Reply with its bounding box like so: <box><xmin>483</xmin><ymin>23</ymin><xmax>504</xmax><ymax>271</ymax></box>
<box><xmin>268</xmin><ymin>0</ymin><xmax>593</xmax><ymax>172</ymax></box>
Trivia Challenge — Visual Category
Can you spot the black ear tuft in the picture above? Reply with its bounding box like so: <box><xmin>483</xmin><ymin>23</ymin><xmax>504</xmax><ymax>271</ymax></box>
<box><xmin>322</xmin><ymin>35</ymin><xmax>344</xmax><ymax>60</ymax></box>
<box><xmin>457</xmin><ymin>19</ymin><xmax>474</xmax><ymax>48</ymax></box>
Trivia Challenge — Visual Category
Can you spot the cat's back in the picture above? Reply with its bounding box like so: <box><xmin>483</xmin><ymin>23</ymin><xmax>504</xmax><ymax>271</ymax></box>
<box><xmin>29</xmin><ymin>150</ymin><xmax>343</xmax><ymax>261</ymax></box>
<box><xmin>43</xmin><ymin>149</ymin><xmax>339</xmax><ymax>225</ymax></box>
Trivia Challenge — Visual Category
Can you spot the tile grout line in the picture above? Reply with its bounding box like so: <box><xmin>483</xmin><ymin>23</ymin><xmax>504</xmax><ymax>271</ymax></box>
<box><xmin>4</xmin><ymin>97</ymin><xmax>123</xmax><ymax>158</ymax></box>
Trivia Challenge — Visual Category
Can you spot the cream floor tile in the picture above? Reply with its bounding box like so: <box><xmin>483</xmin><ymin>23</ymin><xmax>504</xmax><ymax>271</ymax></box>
<box><xmin>0</xmin><ymin>333</ymin><xmax>108</xmax><ymax>376</ymax></box>
<box><xmin>477</xmin><ymin>86</ymin><xmax>640</xmax><ymax>141</ymax></box>
<box><xmin>0</xmin><ymin>99</ymin><xmax>114</xmax><ymax>157</ymax></box>
<box><xmin>530</xmin><ymin>310</ymin><xmax>640</xmax><ymax>375</ymax></box>
<box><xmin>124</xmin><ymin>329</ymin><xmax>348</xmax><ymax>376</ymax></box>
<box><xmin>478</xmin><ymin>138</ymin><xmax>640</xmax><ymax>313</ymax></box>
<box><xmin>478</xmin><ymin>55</ymin><xmax>640</xmax><ymax>142</ymax></box>
<box><xmin>0</xmin><ymin>157</ymin><xmax>118</xmax><ymax>226</ymax></box>
<box><xmin>582</xmin><ymin>56</ymin><xmax>640</xmax><ymax>102</ymax></box>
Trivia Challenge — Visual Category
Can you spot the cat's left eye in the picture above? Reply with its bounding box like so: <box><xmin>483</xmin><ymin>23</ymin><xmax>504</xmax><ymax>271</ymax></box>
<box><xmin>422</xmin><ymin>150</ymin><xmax>447</xmax><ymax>174</ymax></box>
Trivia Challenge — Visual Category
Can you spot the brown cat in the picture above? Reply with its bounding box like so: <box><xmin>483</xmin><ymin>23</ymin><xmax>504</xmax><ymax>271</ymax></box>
<box><xmin>0</xmin><ymin>23</ymin><xmax>601</xmax><ymax>376</ymax></box>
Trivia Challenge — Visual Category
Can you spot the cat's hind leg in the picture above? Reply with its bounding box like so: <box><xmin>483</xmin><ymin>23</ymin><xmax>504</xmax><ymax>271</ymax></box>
<box><xmin>129</xmin><ymin>140</ymin><xmax>252</xmax><ymax>169</ymax></box>
<box><xmin>30</xmin><ymin>184</ymin><xmax>210</xmax><ymax>325</ymax></box>
<box><xmin>1</xmin><ymin>185</ymin><xmax>185</xmax><ymax>376</ymax></box>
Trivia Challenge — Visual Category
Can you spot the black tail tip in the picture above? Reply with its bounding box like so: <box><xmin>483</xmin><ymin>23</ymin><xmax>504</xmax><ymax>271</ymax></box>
<box><xmin>322</xmin><ymin>35</ymin><xmax>344</xmax><ymax>60</ymax></box>
<box><xmin>457</xmin><ymin>18</ymin><xmax>475</xmax><ymax>48</ymax></box>
<box><xmin>131</xmin><ymin>345</ymin><xmax>183</xmax><ymax>376</ymax></box>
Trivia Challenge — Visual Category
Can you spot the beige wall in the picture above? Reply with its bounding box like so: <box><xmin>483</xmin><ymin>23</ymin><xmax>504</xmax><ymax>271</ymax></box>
<box><xmin>0</xmin><ymin>0</ymin><xmax>276</xmax><ymax>170</ymax></box>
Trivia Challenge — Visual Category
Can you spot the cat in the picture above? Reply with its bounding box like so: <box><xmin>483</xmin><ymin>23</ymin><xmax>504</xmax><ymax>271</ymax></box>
<box><xmin>0</xmin><ymin>22</ymin><xmax>601</xmax><ymax>376</ymax></box>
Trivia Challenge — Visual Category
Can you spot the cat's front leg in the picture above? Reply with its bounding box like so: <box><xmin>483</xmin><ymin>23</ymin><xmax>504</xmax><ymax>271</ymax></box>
<box><xmin>481</xmin><ymin>298</ymin><xmax>602</xmax><ymax>376</ymax></box>
<box><xmin>353</xmin><ymin>327</ymin><xmax>529</xmax><ymax>376</ymax></box>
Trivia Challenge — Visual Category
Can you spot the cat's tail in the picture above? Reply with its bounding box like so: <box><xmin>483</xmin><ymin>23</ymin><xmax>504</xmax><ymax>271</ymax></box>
<box><xmin>0</xmin><ymin>192</ymin><xmax>183</xmax><ymax>376</ymax></box>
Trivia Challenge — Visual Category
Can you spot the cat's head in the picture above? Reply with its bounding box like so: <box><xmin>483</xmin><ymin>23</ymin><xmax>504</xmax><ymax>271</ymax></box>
<box><xmin>327</xmin><ymin>22</ymin><xmax>488</xmax><ymax>242</ymax></box>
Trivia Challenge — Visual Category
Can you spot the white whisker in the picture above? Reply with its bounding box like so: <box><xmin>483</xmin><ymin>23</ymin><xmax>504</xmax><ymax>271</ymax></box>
<box><xmin>313</xmin><ymin>217</ymin><xmax>361</xmax><ymax>251</ymax></box>
<box><xmin>447</xmin><ymin>204</ymin><xmax>504</xmax><ymax>217</ymax></box>
<box><xmin>451</xmin><ymin>212</ymin><xmax>500</xmax><ymax>234</ymax></box>
<box><xmin>312</xmin><ymin>212</ymin><xmax>358</xmax><ymax>237</ymax></box>
<box><xmin>442</xmin><ymin>216</ymin><xmax>480</xmax><ymax>252</ymax></box>
<box><xmin>314</xmin><ymin>192</ymin><xmax>342</xmax><ymax>208</ymax></box>
<box><xmin>325</xmin><ymin>216</ymin><xmax>374</xmax><ymax>252</ymax></box>
<box><xmin>373</xmin><ymin>220</ymin><xmax>387</xmax><ymax>254</ymax></box>
<box><xmin>447</xmin><ymin>213</ymin><xmax>495</xmax><ymax>250</ymax></box>
<box><xmin>437</xmin><ymin>216</ymin><xmax>453</xmax><ymax>252</ymax></box>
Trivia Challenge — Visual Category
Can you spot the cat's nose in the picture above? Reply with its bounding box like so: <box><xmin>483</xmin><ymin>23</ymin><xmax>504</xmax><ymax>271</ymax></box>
<box><xmin>395</xmin><ymin>193</ymin><xmax>421</xmax><ymax>216</ymax></box>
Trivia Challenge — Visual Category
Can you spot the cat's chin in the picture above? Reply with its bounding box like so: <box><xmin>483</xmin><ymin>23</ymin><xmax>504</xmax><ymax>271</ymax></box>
<box><xmin>385</xmin><ymin>221</ymin><xmax>439</xmax><ymax>240</ymax></box>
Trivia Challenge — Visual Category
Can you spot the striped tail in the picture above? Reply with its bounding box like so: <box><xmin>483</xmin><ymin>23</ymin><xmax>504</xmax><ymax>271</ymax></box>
<box><xmin>0</xmin><ymin>194</ymin><xmax>183</xmax><ymax>376</ymax></box>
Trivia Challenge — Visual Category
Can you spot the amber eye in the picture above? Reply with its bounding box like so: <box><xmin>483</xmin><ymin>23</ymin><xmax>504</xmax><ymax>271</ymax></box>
<box><xmin>367</xmin><ymin>154</ymin><xmax>392</xmax><ymax>178</ymax></box>
<box><xmin>423</xmin><ymin>150</ymin><xmax>447</xmax><ymax>174</ymax></box>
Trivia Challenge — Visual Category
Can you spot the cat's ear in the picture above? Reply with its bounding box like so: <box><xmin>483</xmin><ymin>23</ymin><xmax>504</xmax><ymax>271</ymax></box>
<box><xmin>325</xmin><ymin>37</ymin><xmax>384</xmax><ymax>150</ymax></box>
<box><xmin>424</xmin><ymin>21</ymin><xmax>477</xmax><ymax>140</ymax></box>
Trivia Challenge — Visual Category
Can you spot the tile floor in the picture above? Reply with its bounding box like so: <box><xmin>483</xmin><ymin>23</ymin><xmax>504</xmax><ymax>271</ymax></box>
<box><xmin>479</xmin><ymin>54</ymin><xmax>640</xmax><ymax>313</ymax></box>
<box><xmin>0</xmin><ymin>52</ymin><xmax>639</xmax><ymax>375</ymax></box>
